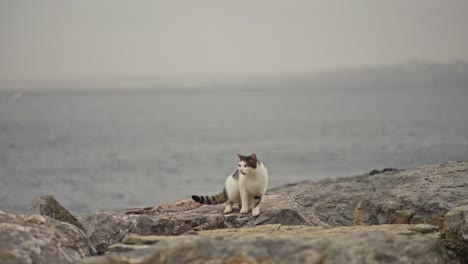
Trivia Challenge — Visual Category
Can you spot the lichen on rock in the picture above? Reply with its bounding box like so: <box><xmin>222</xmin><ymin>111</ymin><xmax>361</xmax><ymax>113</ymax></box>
<box><xmin>29</xmin><ymin>195</ymin><xmax>85</xmax><ymax>231</ymax></box>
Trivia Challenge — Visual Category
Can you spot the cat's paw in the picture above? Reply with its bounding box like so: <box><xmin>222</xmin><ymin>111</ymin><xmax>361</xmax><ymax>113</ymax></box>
<box><xmin>224</xmin><ymin>208</ymin><xmax>232</xmax><ymax>214</ymax></box>
<box><xmin>239</xmin><ymin>208</ymin><xmax>249</xmax><ymax>214</ymax></box>
<box><xmin>252</xmin><ymin>208</ymin><xmax>260</xmax><ymax>216</ymax></box>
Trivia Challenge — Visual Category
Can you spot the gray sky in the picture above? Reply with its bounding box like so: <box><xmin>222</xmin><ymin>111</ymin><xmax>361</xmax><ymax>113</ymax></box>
<box><xmin>1</xmin><ymin>0</ymin><xmax>468</xmax><ymax>80</ymax></box>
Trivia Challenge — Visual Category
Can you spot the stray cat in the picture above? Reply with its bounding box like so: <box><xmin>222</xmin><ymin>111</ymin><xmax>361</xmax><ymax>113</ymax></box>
<box><xmin>191</xmin><ymin>153</ymin><xmax>269</xmax><ymax>216</ymax></box>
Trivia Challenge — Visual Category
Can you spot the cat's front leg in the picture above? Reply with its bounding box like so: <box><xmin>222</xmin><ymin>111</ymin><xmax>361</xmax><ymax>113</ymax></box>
<box><xmin>224</xmin><ymin>201</ymin><xmax>233</xmax><ymax>214</ymax></box>
<box><xmin>239</xmin><ymin>190</ymin><xmax>249</xmax><ymax>214</ymax></box>
<box><xmin>252</xmin><ymin>206</ymin><xmax>260</xmax><ymax>216</ymax></box>
<box><xmin>252</xmin><ymin>195</ymin><xmax>263</xmax><ymax>216</ymax></box>
<box><xmin>248</xmin><ymin>196</ymin><xmax>255</xmax><ymax>210</ymax></box>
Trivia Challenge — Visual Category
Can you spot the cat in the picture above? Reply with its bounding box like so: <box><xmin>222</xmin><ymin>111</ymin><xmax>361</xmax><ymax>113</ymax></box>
<box><xmin>191</xmin><ymin>153</ymin><xmax>269</xmax><ymax>216</ymax></box>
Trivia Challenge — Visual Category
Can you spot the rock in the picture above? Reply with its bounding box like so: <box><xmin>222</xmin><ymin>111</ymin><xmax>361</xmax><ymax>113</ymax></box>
<box><xmin>271</xmin><ymin>161</ymin><xmax>468</xmax><ymax>227</ymax></box>
<box><xmin>77</xmin><ymin>224</ymin><xmax>460</xmax><ymax>264</ymax></box>
<box><xmin>29</xmin><ymin>195</ymin><xmax>85</xmax><ymax>231</ymax></box>
<box><xmin>116</xmin><ymin>224</ymin><xmax>442</xmax><ymax>246</ymax></box>
<box><xmin>79</xmin><ymin>194</ymin><xmax>325</xmax><ymax>254</ymax></box>
<box><xmin>368</xmin><ymin>168</ymin><xmax>399</xmax><ymax>175</ymax></box>
<box><xmin>442</xmin><ymin>205</ymin><xmax>468</xmax><ymax>261</ymax></box>
<box><xmin>0</xmin><ymin>210</ymin><xmax>96</xmax><ymax>264</ymax></box>
<box><xmin>408</xmin><ymin>224</ymin><xmax>440</xmax><ymax>234</ymax></box>
<box><xmin>107</xmin><ymin>243</ymin><xmax>151</xmax><ymax>253</ymax></box>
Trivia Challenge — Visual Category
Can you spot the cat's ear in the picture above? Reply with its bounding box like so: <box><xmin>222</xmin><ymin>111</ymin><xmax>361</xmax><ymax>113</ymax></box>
<box><xmin>251</xmin><ymin>153</ymin><xmax>257</xmax><ymax>160</ymax></box>
<box><xmin>237</xmin><ymin>154</ymin><xmax>245</xmax><ymax>160</ymax></box>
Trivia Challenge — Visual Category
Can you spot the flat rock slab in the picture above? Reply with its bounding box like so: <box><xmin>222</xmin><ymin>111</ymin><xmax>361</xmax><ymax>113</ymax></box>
<box><xmin>197</xmin><ymin>223</ymin><xmax>442</xmax><ymax>239</ymax></box>
<box><xmin>77</xmin><ymin>224</ymin><xmax>460</xmax><ymax>264</ymax></box>
<box><xmin>79</xmin><ymin>194</ymin><xmax>325</xmax><ymax>254</ymax></box>
<box><xmin>0</xmin><ymin>210</ymin><xmax>95</xmax><ymax>264</ymax></box>
<box><xmin>271</xmin><ymin>161</ymin><xmax>468</xmax><ymax>226</ymax></box>
<box><xmin>112</xmin><ymin>223</ymin><xmax>441</xmax><ymax>248</ymax></box>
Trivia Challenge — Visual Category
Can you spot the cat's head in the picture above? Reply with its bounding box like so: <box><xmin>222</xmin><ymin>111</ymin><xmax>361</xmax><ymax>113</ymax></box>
<box><xmin>237</xmin><ymin>153</ymin><xmax>259</xmax><ymax>175</ymax></box>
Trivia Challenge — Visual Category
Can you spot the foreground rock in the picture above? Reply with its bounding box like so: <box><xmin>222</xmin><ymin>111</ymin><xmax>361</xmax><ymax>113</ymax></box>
<box><xmin>78</xmin><ymin>224</ymin><xmax>460</xmax><ymax>264</ymax></box>
<box><xmin>5</xmin><ymin>160</ymin><xmax>467</xmax><ymax>263</ymax></box>
<box><xmin>442</xmin><ymin>205</ymin><xmax>468</xmax><ymax>261</ymax></box>
<box><xmin>271</xmin><ymin>160</ymin><xmax>468</xmax><ymax>227</ymax></box>
<box><xmin>0</xmin><ymin>210</ymin><xmax>95</xmax><ymax>264</ymax></box>
<box><xmin>79</xmin><ymin>194</ymin><xmax>324</xmax><ymax>254</ymax></box>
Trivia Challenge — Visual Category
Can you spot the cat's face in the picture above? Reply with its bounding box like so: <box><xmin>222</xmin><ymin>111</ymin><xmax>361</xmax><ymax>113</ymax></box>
<box><xmin>237</xmin><ymin>153</ymin><xmax>258</xmax><ymax>175</ymax></box>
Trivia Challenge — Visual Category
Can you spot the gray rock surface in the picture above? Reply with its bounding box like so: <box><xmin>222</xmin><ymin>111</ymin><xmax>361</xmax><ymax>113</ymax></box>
<box><xmin>79</xmin><ymin>194</ymin><xmax>324</xmax><ymax>254</ymax></box>
<box><xmin>77</xmin><ymin>224</ymin><xmax>460</xmax><ymax>264</ymax></box>
<box><xmin>442</xmin><ymin>205</ymin><xmax>468</xmax><ymax>261</ymax></box>
<box><xmin>0</xmin><ymin>210</ymin><xmax>96</xmax><ymax>264</ymax></box>
<box><xmin>29</xmin><ymin>195</ymin><xmax>85</xmax><ymax>231</ymax></box>
<box><xmin>271</xmin><ymin>161</ymin><xmax>468</xmax><ymax>227</ymax></box>
<box><xmin>4</xmin><ymin>160</ymin><xmax>468</xmax><ymax>263</ymax></box>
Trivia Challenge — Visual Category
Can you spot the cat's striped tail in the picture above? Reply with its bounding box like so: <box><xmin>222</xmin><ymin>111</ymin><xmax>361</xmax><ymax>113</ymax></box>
<box><xmin>191</xmin><ymin>188</ymin><xmax>227</xmax><ymax>205</ymax></box>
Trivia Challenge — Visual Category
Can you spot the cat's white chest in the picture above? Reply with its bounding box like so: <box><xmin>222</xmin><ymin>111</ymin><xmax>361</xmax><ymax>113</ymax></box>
<box><xmin>240</xmin><ymin>166</ymin><xmax>268</xmax><ymax>195</ymax></box>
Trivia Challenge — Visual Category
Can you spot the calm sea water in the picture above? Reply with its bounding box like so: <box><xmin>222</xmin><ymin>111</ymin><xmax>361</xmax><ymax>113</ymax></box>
<box><xmin>1</xmin><ymin>86</ymin><xmax>467</xmax><ymax>214</ymax></box>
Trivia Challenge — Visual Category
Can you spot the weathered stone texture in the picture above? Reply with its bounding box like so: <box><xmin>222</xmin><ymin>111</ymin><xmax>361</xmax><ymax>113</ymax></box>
<box><xmin>29</xmin><ymin>195</ymin><xmax>85</xmax><ymax>231</ymax></box>
<box><xmin>79</xmin><ymin>194</ymin><xmax>324</xmax><ymax>254</ymax></box>
<box><xmin>77</xmin><ymin>224</ymin><xmax>460</xmax><ymax>264</ymax></box>
<box><xmin>0</xmin><ymin>210</ymin><xmax>95</xmax><ymax>264</ymax></box>
<box><xmin>271</xmin><ymin>161</ymin><xmax>468</xmax><ymax>227</ymax></box>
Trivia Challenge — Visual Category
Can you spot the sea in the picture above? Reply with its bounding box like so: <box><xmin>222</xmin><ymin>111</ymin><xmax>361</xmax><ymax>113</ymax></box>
<box><xmin>1</xmin><ymin>85</ymin><xmax>467</xmax><ymax>215</ymax></box>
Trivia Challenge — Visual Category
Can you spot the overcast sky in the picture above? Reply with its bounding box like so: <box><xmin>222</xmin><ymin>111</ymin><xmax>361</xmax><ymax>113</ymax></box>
<box><xmin>1</xmin><ymin>0</ymin><xmax>467</xmax><ymax>80</ymax></box>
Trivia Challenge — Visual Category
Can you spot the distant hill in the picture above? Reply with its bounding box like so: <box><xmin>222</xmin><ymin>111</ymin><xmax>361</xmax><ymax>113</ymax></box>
<box><xmin>302</xmin><ymin>61</ymin><xmax>468</xmax><ymax>90</ymax></box>
<box><xmin>0</xmin><ymin>61</ymin><xmax>467</xmax><ymax>91</ymax></box>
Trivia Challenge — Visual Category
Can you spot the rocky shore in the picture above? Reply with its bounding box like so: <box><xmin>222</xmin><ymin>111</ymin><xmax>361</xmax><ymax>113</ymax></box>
<box><xmin>1</xmin><ymin>160</ymin><xmax>467</xmax><ymax>263</ymax></box>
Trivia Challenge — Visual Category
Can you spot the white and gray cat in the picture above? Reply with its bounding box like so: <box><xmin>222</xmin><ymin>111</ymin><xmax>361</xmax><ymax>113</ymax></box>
<box><xmin>191</xmin><ymin>153</ymin><xmax>269</xmax><ymax>216</ymax></box>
